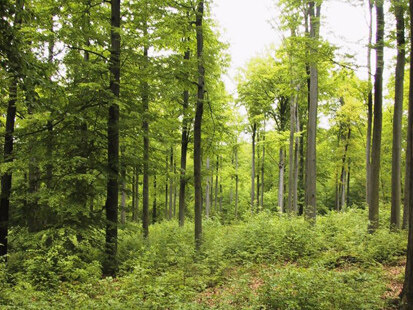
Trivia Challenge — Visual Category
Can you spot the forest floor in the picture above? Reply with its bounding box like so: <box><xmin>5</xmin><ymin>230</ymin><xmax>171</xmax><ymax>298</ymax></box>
<box><xmin>0</xmin><ymin>208</ymin><xmax>409</xmax><ymax>309</ymax></box>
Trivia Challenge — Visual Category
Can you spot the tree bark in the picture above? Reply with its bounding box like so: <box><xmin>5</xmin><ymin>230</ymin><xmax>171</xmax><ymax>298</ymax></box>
<box><xmin>305</xmin><ymin>2</ymin><xmax>320</xmax><ymax>221</ymax></box>
<box><xmin>142</xmin><ymin>15</ymin><xmax>150</xmax><ymax>236</ymax></box>
<box><xmin>103</xmin><ymin>0</ymin><xmax>120</xmax><ymax>277</ymax></box>
<box><xmin>205</xmin><ymin>157</ymin><xmax>210</xmax><ymax>218</ymax></box>
<box><xmin>366</xmin><ymin>0</ymin><xmax>374</xmax><ymax>207</ymax></box>
<box><xmin>214</xmin><ymin>156</ymin><xmax>219</xmax><ymax>213</ymax></box>
<box><xmin>194</xmin><ymin>0</ymin><xmax>205</xmax><ymax>250</ymax></box>
<box><xmin>251</xmin><ymin>123</ymin><xmax>256</xmax><ymax>212</ymax></box>
<box><xmin>293</xmin><ymin>105</ymin><xmax>300</xmax><ymax>214</ymax></box>
<box><xmin>401</xmin><ymin>0</ymin><xmax>413</xmax><ymax>305</ymax></box>
<box><xmin>261</xmin><ymin>128</ymin><xmax>265</xmax><ymax>209</ymax></box>
<box><xmin>0</xmin><ymin>80</ymin><xmax>18</xmax><ymax>258</ymax></box>
<box><xmin>169</xmin><ymin>147</ymin><xmax>174</xmax><ymax>219</ymax></box>
<box><xmin>288</xmin><ymin>92</ymin><xmax>298</xmax><ymax>213</ymax></box>
<box><xmin>278</xmin><ymin>147</ymin><xmax>285</xmax><ymax>212</ymax></box>
<box><xmin>235</xmin><ymin>145</ymin><xmax>239</xmax><ymax>219</ymax></box>
<box><xmin>179</xmin><ymin>49</ymin><xmax>190</xmax><ymax>227</ymax></box>
<box><xmin>391</xmin><ymin>0</ymin><xmax>405</xmax><ymax>230</ymax></box>
<box><xmin>120</xmin><ymin>165</ymin><xmax>126</xmax><ymax>225</ymax></box>
<box><xmin>368</xmin><ymin>0</ymin><xmax>384</xmax><ymax>233</ymax></box>
<box><xmin>152</xmin><ymin>175</ymin><xmax>157</xmax><ymax>224</ymax></box>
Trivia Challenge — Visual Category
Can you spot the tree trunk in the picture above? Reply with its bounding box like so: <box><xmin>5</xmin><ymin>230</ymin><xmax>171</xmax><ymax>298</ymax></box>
<box><xmin>235</xmin><ymin>145</ymin><xmax>239</xmax><ymax>219</ymax></box>
<box><xmin>366</xmin><ymin>0</ymin><xmax>374</xmax><ymax>207</ymax></box>
<box><xmin>261</xmin><ymin>129</ymin><xmax>265</xmax><ymax>209</ymax></box>
<box><xmin>173</xmin><ymin>162</ymin><xmax>177</xmax><ymax>217</ymax></box>
<box><xmin>214</xmin><ymin>156</ymin><xmax>219</xmax><ymax>213</ymax></box>
<box><xmin>305</xmin><ymin>2</ymin><xmax>320</xmax><ymax>221</ymax></box>
<box><xmin>251</xmin><ymin>123</ymin><xmax>256</xmax><ymax>212</ymax></box>
<box><xmin>205</xmin><ymin>157</ymin><xmax>210</xmax><ymax>218</ymax></box>
<box><xmin>169</xmin><ymin>147</ymin><xmax>174</xmax><ymax>219</ymax></box>
<box><xmin>368</xmin><ymin>0</ymin><xmax>384</xmax><ymax>233</ymax></box>
<box><xmin>278</xmin><ymin>147</ymin><xmax>285</xmax><ymax>212</ymax></box>
<box><xmin>152</xmin><ymin>175</ymin><xmax>157</xmax><ymax>224</ymax></box>
<box><xmin>142</xmin><ymin>43</ymin><xmax>150</xmax><ymax>237</ymax></box>
<box><xmin>194</xmin><ymin>0</ymin><xmax>205</xmax><ymax>250</ymax></box>
<box><xmin>288</xmin><ymin>92</ymin><xmax>297</xmax><ymax>213</ymax></box>
<box><xmin>293</xmin><ymin>105</ymin><xmax>300</xmax><ymax>213</ymax></box>
<box><xmin>0</xmin><ymin>80</ymin><xmax>18</xmax><ymax>258</ymax></box>
<box><xmin>347</xmin><ymin>164</ymin><xmax>351</xmax><ymax>206</ymax></box>
<box><xmin>401</xmin><ymin>0</ymin><xmax>413</xmax><ymax>305</ymax></box>
<box><xmin>178</xmin><ymin>49</ymin><xmax>190</xmax><ymax>227</ymax></box>
<box><xmin>46</xmin><ymin>17</ymin><xmax>54</xmax><ymax>190</ymax></box>
<box><xmin>103</xmin><ymin>0</ymin><xmax>120</xmax><ymax>276</ymax></box>
<box><xmin>391</xmin><ymin>0</ymin><xmax>405</xmax><ymax>230</ymax></box>
<box><xmin>120</xmin><ymin>165</ymin><xmax>126</xmax><ymax>225</ymax></box>
<box><xmin>165</xmin><ymin>155</ymin><xmax>168</xmax><ymax>219</ymax></box>
<box><xmin>132</xmin><ymin>168</ymin><xmax>138</xmax><ymax>222</ymax></box>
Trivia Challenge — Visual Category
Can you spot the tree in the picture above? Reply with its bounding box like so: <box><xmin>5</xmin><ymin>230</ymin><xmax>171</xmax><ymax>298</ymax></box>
<box><xmin>305</xmin><ymin>0</ymin><xmax>321</xmax><ymax>221</ymax></box>
<box><xmin>103</xmin><ymin>0</ymin><xmax>121</xmax><ymax>276</ymax></box>
<box><xmin>401</xmin><ymin>0</ymin><xmax>413</xmax><ymax>305</ymax></box>
<box><xmin>194</xmin><ymin>0</ymin><xmax>205</xmax><ymax>250</ymax></box>
<box><xmin>368</xmin><ymin>0</ymin><xmax>384</xmax><ymax>233</ymax></box>
<box><xmin>0</xmin><ymin>0</ymin><xmax>23</xmax><ymax>258</ymax></box>
<box><xmin>391</xmin><ymin>0</ymin><xmax>405</xmax><ymax>230</ymax></box>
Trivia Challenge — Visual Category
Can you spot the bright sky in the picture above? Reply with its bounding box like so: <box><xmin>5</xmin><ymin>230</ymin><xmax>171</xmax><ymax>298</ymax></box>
<box><xmin>211</xmin><ymin>0</ymin><xmax>383</xmax><ymax>96</ymax></box>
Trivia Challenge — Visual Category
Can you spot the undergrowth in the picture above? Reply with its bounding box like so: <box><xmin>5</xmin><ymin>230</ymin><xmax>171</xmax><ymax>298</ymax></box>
<box><xmin>0</xmin><ymin>207</ymin><xmax>406</xmax><ymax>309</ymax></box>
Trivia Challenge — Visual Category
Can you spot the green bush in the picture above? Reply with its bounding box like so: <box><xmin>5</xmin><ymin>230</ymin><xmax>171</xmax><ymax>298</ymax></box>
<box><xmin>258</xmin><ymin>266</ymin><xmax>385</xmax><ymax>310</ymax></box>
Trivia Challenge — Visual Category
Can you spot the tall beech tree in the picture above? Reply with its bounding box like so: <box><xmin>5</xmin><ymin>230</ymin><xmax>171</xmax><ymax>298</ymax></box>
<box><xmin>391</xmin><ymin>0</ymin><xmax>405</xmax><ymax>230</ymax></box>
<box><xmin>305</xmin><ymin>1</ymin><xmax>321</xmax><ymax>221</ymax></box>
<box><xmin>401</xmin><ymin>0</ymin><xmax>413</xmax><ymax>305</ymax></box>
<box><xmin>194</xmin><ymin>0</ymin><xmax>205</xmax><ymax>249</ymax></box>
<box><xmin>103</xmin><ymin>0</ymin><xmax>121</xmax><ymax>276</ymax></box>
<box><xmin>368</xmin><ymin>0</ymin><xmax>384</xmax><ymax>233</ymax></box>
<box><xmin>0</xmin><ymin>0</ymin><xmax>23</xmax><ymax>258</ymax></box>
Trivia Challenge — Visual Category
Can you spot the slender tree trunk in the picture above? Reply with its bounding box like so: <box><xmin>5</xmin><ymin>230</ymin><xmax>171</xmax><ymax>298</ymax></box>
<box><xmin>103</xmin><ymin>0</ymin><xmax>120</xmax><ymax>276</ymax></box>
<box><xmin>142</xmin><ymin>43</ymin><xmax>150</xmax><ymax>237</ymax></box>
<box><xmin>194</xmin><ymin>0</ymin><xmax>205</xmax><ymax>250</ymax></box>
<box><xmin>219</xmin><ymin>183</ymin><xmax>223</xmax><ymax>213</ymax></box>
<box><xmin>401</xmin><ymin>0</ymin><xmax>413</xmax><ymax>305</ymax></box>
<box><xmin>165</xmin><ymin>155</ymin><xmax>168</xmax><ymax>219</ymax></box>
<box><xmin>173</xmin><ymin>162</ymin><xmax>177</xmax><ymax>217</ymax></box>
<box><xmin>179</xmin><ymin>49</ymin><xmax>190</xmax><ymax>227</ymax></box>
<box><xmin>278</xmin><ymin>147</ymin><xmax>285</xmax><ymax>212</ymax></box>
<box><xmin>288</xmin><ymin>92</ymin><xmax>297</xmax><ymax>213</ymax></box>
<box><xmin>305</xmin><ymin>2</ymin><xmax>320</xmax><ymax>221</ymax></box>
<box><xmin>347</xmin><ymin>164</ymin><xmax>351</xmax><ymax>206</ymax></box>
<box><xmin>257</xmin><ymin>173</ymin><xmax>260</xmax><ymax>209</ymax></box>
<box><xmin>132</xmin><ymin>168</ymin><xmax>137</xmax><ymax>221</ymax></box>
<box><xmin>0</xmin><ymin>80</ymin><xmax>18</xmax><ymax>258</ymax></box>
<box><xmin>205</xmin><ymin>157</ymin><xmax>210</xmax><ymax>218</ymax></box>
<box><xmin>293</xmin><ymin>106</ymin><xmax>300</xmax><ymax>213</ymax></box>
<box><xmin>366</xmin><ymin>0</ymin><xmax>374</xmax><ymax>206</ymax></box>
<box><xmin>235</xmin><ymin>145</ymin><xmax>239</xmax><ymax>219</ymax></box>
<box><xmin>261</xmin><ymin>128</ymin><xmax>265</xmax><ymax>209</ymax></box>
<box><xmin>120</xmin><ymin>165</ymin><xmax>126</xmax><ymax>225</ymax></box>
<box><xmin>391</xmin><ymin>0</ymin><xmax>405</xmax><ymax>230</ymax></box>
<box><xmin>251</xmin><ymin>123</ymin><xmax>256</xmax><ymax>212</ymax></box>
<box><xmin>153</xmin><ymin>175</ymin><xmax>157</xmax><ymax>224</ymax></box>
<box><xmin>46</xmin><ymin>17</ymin><xmax>54</xmax><ymax>190</ymax></box>
<box><xmin>368</xmin><ymin>0</ymin><xmax>384</xmax><ymax>233</ymax></box>
<box><xmin>169</xmin><ymin>147</ymin><xmax>174</xmax><ymax>219</ymax></box>
<box><xmin>214</xmin><ymin>156</ymin><xmax>219</xmax><ymax>212</ymax></box>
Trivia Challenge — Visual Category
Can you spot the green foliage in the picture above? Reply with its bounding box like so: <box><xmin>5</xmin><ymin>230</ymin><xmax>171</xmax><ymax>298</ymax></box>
<box><xmin>1</xmin><ymin>209</ymin><xmax>405</xmax><ymax>309</ymax></box>
<box><xmin>258</xmin><ymin>266</ymin><xmax>385</xmax><ymax>310</ymax></box>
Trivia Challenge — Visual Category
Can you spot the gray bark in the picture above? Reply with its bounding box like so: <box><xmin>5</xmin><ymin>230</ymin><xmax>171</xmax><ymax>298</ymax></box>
<box><xmin>194</xmin><ymin>0</ymin><xmax>205</xmax><ymax>249</ymax></box>
<box><xmin>305</xmin><ymin>2</ymin><xmax>321</xmax><ymax>221</ymax></box>
<box><xmin>391</xmin><ymin>0</ymin><xmax>405</xmax><ymax>230</ymax></box>
<box><xmin>368</xmin><ymin>0</ymin><xmax>384</xmax><ymax>233</ymax></box>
